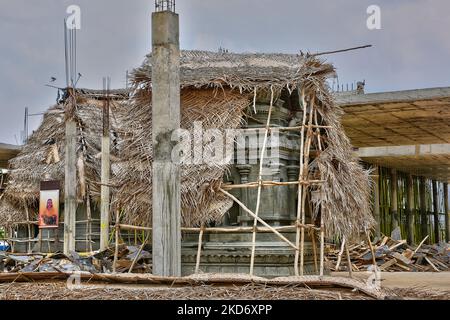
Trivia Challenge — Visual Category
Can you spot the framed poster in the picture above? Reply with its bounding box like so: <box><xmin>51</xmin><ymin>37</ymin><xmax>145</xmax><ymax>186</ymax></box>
<box><xmin>39</xmin><ymin>181</ymin><xmax>60</xmax><ymax>229</ymax></box>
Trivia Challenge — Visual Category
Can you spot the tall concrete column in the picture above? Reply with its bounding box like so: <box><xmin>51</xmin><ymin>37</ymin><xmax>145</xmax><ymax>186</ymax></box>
<box><xmin>432</xmin><ymin>181</ymin><xmax>440</xmax><ymax>244</ymax></box>
<box><xmin>373</xmin><ymin>166</ymin><xmax>381</xmax><ymax>238</ymax></box>
<box><xmin>406</xmin><ymin>174</ymin><xmax>415</xmax><ymax>245</ymax></box>
<box><xmin>390</xmin><ymin>169</ymin><xmax>399</xmax><ymax>232</ymax></box>
<box><xmin>419</xmin><ymin>176</ymin><xmax>428</xmax><ymax>242</ymax></box>
<box><xmin>151</xmin><ymin>9</ymin><xmax>181</xmax><ymax>276</ymax></box>
<box><xmin>64</xmin><ymin>117</ymin><xmax>77</xmax><ymax>254</ymax></box>
<box><xmin>100</xmin><ymin>79</ymin><xmax>111</xmax><ymax>251</ymax></box>
<box><xmin>444</xmin><ymin>183</ymin><xmax>449</xmax><ymax>242</ymax></box>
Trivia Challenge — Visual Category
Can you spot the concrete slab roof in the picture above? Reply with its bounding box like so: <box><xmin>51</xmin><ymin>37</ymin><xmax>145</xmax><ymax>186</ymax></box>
<box><xmin>337</xmin><ymin>87</ymin><xmax>450</xmax><ymax>182</ymax></box>
<box><xmin>337</xmin><ymin>86</ymin><xmax>450</xmax><ymax>148</ymax></box>
<box><xmin>354</xmin><ymin>144</ymin><xmax>450</xmax><ymax>183</ymax></box>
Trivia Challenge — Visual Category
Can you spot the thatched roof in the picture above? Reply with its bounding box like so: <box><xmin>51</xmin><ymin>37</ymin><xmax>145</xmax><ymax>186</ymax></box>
<box><xmin>0</xmin><ymin>91</ymin><xmax>125</xmax><ymax>225</ymax></box>
<box><xmin>0</xmin><ymin>50</ymin><xmax>373</xmax><ymax>239</ymax></box>
<box><xmin>112</xmin><ymin>88</ymin><xmax>248</xmax><ymax>227</ymax></box>
<box><xmin>132</xmin><ymin>50</ymin><xmax>335</xmax><ymax>92</ymax></box>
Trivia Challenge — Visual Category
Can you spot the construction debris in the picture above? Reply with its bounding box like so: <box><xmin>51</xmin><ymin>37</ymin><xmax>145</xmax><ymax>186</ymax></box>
<box><xmin>0</xmin><ymin>245</ymin><xmax>151</xmax><ymax>274</ymax></box>
<box><xmin>328</xmin><ymin>236</ymin><xmax>450</xmax><ymax>272</ymax></box>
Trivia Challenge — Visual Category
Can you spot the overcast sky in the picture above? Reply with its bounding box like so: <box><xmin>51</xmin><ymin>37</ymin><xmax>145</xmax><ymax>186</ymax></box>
<box><xmin>1</xmin><ymin>0</ymin><xmax>450</xmax><ymax>144</ymax></box>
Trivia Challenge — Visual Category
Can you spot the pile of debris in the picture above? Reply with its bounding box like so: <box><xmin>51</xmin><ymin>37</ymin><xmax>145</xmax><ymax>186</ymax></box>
<box><xmin>0</xmin><ymin>245</ymin><xmax>151</xmax><ymax>274</ymax></box>
<box><xmin>327</xmin><ymin>236</ymin><xmax>450</xmax><ymax>272</ymax></box>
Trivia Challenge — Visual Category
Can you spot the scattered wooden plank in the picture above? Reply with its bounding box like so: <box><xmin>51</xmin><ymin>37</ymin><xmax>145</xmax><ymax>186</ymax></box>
<box><xmin>390</xmin><ymin>252</ymin><xmax>412</xmax><ymax>265</ymax></box>
<box><xmin>379</xmin><ymin>258</ymin><xmax>397</xmax><ymax>271</ymax></box>
<box><xmin>424</xmin><ymin>257</ymin><xmax>440</xmax><ymax>272</ymax></box>
<box><xmin>389</xmin><ymin>240</ymin><xmax>407</xmax><ymax>251</ymax></box>
<box><xmin>413</xmin><ymin>235</ymin><xmax>429</xmax><ymax>254</ymax></box>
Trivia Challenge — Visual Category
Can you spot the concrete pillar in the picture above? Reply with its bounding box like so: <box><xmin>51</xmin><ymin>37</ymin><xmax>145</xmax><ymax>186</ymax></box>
<box><xmin>444</xmin><ymin>183</ymin><xmax>449</xmax><ymax>242</ymax></box>
<box><xmin>151</xmin><ymin>10</ymin><xmax>181</xmax><ymax>276</ymax></box>
<box><xmin>373</xmin><ymin>166</ymin><xmax>381</xmax><ymax>238</ymax></box>
<box><xmin>419</xmin><ymin>176</ymin><xmax>428</xmax><ymax>242</ymax></box>
<box><xmin>432</xmin><ymin>181</ymin><xmax>440</xmax><ymax>244</ymax></box>
<box><xmin>64</xmin><ymin>118</ymin><xmax>77</xmax><ymax>254</ymax></box>
<box><xmin>406</xmin><ymin>174</ymin><xmax>415</xmax><ymax>245</ymax></box>
<box><xmin>100</xmin><ymin>80</ymin><xmax>111</xmax><ymax>251</ymax></box>
<box><xmin>390</xmin><ymin>169</ymin><xmax>399</xmax><ymax>231</ymax></box>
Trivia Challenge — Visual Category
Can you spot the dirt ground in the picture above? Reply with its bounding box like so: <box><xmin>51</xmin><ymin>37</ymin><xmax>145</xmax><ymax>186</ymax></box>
<box><xmin>332</xmin><ymin>272</ymin><xmax>450</xmax><ymax>291</ymax></box>
<box><xmin>0</xmin><ymin>275</ymin><xmax>449</xmax><ymax>300</ymax></box>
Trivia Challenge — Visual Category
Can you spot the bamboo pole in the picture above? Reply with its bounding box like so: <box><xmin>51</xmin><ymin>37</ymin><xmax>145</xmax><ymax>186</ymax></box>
<box><xmin>242</xmin><ymin>124</ymin><xmax>332</xmax><ymax>132</ymax></box>
<box><xmin>195</xmin><ymin>225</ymin><xmax>204</xmax><ymax>274</ymax></box>
<box><xmin>294</xmin><ymin>89</ymin><xmax>308</xmax><ymax>276</ymax></box>
<box><xmin>221</xmin><ymin>179</ymin><xmax>325</xmax><ymax>190</ymax></box>
<box><xmin>432</xmin><ymin>180</ymin><xmax>440</xmax><ymax>244</ymax></box>
<box><xmin>117</xmin><ymin>224</ymin><xmax>319</xmax><ymax>233</ymax></box>
<box><xmin>112</xmin><ymin>210</ymin><xmax>120</xmax><ymax>274</ymax></box>
<box><xmin>310</xmin><ymin>229</ymin><xmax>318</xmax><ymax>273</ymax></box>
<box><xmin>390</xmin><ymin>169</ymin><xmax>399</xmax><ymax>232</ymax></box>
<box><xmin>128</xmin><ymin>232</ymin><xmax>150</xmax><ymax>274</ymax></box>
<box><xmin>366</xmin><ymin>230</ymin><xmax>379</xmax><ymax>283</ymax></box>
<box><xmin>406</xmin><ymin>174</ymin><xmax>415</xmax><ymax>245</ymax></box>
<box><xmin>10</xmin><ymin>227</ymin><xmax>15</xmax><ymax>253</ymax></box>
<box><xmin>319</xmin><ymin>215</ymin><xmax>325</xmax><ymax>276</ymax></box>
<box><xmin>23</xmin><ymin>199</ymin><xmax>32</xmax><ymax>254</ymax></box>
<box><xmin>220</xmin><ymin>188</ymin><xmax>298</xmax><ymax>250</ymax></box>
<box><xmin>419</xmin><ymin>177</ymin><xmax>428</xmax><ymax>243</ymax></box>
<box><xmin>85</xmin><ymin>191</ymin><xmax>93</xmax><ymax>252</ymax></box>
<box><xmin>414</xmin><ymin>235</ymin><xmax>429</xmax><ymax>254</ymax></box>
<box><xmin>444</xmin><ymin>183</ymin><xmax>449</xmax><ymax>243</ymax></box>
<box><xmin>250</xmin><ymin>86</ymin><xmax>274</xmax><ymax>276</ymax></box>
<box><xmin>373</xmin><ymin>166</ymin><xmax>381</xmax><ymax>238</ymax></box>
<box><xmin>300</xmin><ymin>97</ymin><xmax>315</xmax><ymax>276</ymax></box>
<box><xmin>335</xmin><ymin>237</ymin><xmax>346</xmax><ymax>271</ymax></box>
<box><xmin>345</xmin><ymin>243</ymin><xmax>353</xmax><ymax>278</ymax></box>
<box><xmin>38</xmin><ymin>230</ymin><xmax>43</xmax><ymax>253</ymax></box>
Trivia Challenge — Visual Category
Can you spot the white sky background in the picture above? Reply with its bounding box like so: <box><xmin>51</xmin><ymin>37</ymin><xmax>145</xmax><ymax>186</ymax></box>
<box><xmin>1</xmin><ymin>0</ymin><xmax>450</xmax><ymax>144</ymax></box>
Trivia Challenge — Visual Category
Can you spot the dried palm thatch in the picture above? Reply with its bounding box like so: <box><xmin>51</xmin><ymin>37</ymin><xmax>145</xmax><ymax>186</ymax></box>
<box><xmin>0</xmin><ymin>50</ymin><xmax>373</xmax><ymax>240</ymax></box>
<box><xmin>307</xmin><ymin>80</ymin><xmax>375</xmax><ymax>239</ymax></box>
<box><xmin>112</xmin><ymin>88</ymin><xmax>249</xmax><ymax>227</ymax></box>
<box><xmin>117</xmin><ymin>50</ymin><xmax>373</xmax><ymax>237</ymax></box>
<box><xmin>0</xmin><ymin>91</ymin><xmax>127</xmax><ymax>226</ymax></box>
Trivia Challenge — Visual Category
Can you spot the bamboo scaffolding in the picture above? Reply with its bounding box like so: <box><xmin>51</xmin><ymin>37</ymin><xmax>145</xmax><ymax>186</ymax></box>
<box><xmin>117</xmin><ymin>224</ymin><xmax>320</xmax><ymax>234</ymax></box>
<box><xmin>249</xmin><ymin>86</ymin><xmax>275</xmax><ymax>276</ymax></box>
<box><xmin>219</xmin><ymin>189</ymin><xmax>298</xmax><ymax>250</ymax></box>
<box><xmin>221</xmin><ymin>180</ymin><xmax>326</xmax><ymax>190</ymax></box>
